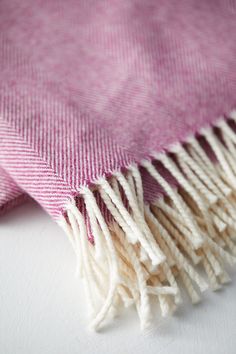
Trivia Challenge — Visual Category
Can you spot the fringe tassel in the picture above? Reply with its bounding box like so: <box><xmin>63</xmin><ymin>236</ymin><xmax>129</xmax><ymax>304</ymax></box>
<box><xmin>58</xmin><ymin>112</ymin><xmax>236</xmax><ymax>331</ymax></box>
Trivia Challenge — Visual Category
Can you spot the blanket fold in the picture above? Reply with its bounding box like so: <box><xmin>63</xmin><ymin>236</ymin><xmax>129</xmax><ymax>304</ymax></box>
<box><xmin>0</xmin><ymin>166</ymin><xmax>26</xmax><ymax>215</ymax></box>
<box><xmin>0</xmin><ymin>0</ymin><xmax>236</xmax><ymax>330</ymax></box>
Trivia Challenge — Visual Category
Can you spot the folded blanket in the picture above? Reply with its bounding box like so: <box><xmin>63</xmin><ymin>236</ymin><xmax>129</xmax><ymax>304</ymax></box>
<box><xmin>0</xmin><ymin>166</ymin><xmax>26</xmax><ymax>215</ymax></box>
<box><xmin>1</xmin><ymin>0</ymin><xmax>236</xmax><ymax>330</ymax></box>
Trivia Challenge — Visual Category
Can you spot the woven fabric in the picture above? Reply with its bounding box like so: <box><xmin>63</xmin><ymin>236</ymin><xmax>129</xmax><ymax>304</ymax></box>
<box><xmin>0</xmin><ymin>166</ymin><xmax>26</xmax><ymax>215</ymax></box>
<box><xmin>0</xmin><ymin>0</ymin><xmax>235</xmax><ymax>219</ymax></box>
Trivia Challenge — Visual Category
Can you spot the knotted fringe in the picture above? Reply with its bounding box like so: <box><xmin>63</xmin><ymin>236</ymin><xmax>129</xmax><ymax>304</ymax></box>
<box><xmin>58</xmin><ymin>111</ymin><xmax>236</xmax><ymax>331</ymax></box>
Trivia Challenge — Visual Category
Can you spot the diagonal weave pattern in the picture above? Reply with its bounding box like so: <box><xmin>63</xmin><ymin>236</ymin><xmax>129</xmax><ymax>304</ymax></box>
<box><xmin>0</xmin><ymin>166</ymin><xmax>27</xmax><ymax>215</ymax></box>
<box><xmin>1</xmin><ymin>0</ymin><xmax>236</xmax><ymax>331</ymax></box>
<box><xmin>0</xmin><ymin>0</ymin><xmax>236</xmax><ymax>218</ymax></box>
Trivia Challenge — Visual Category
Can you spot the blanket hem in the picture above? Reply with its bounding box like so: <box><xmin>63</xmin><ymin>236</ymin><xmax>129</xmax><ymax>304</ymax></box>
<box><xmin>58</xmin><ymin>110</ymin><xmax>236</xmax><ymax>331</ymax></box>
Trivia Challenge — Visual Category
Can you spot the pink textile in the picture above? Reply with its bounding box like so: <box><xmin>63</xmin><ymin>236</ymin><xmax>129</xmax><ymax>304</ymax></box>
<box><xmin>0</xmin><ymin>0</ymin><xmax>235</xmax><ymax>219</ymax></box>
<box><xmin>0</xmin><ymin>167</ymin><xmax>26</xmax><ymax>215</ymax></box>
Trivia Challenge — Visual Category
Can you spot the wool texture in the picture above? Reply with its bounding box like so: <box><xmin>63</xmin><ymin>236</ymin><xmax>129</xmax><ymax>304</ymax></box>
<box><xmin>0</xmin><ymin>0</ymin><xmax>236</xmax><ymax>330</ymax></box>
<box><xmin>0</xmin><ymin>166</ymin><xmax>26</xmax><ymax>215</ymax></box>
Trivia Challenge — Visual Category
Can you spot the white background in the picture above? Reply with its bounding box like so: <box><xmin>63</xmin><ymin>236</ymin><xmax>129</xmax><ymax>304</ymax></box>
<box><xmin>1</xmin><ymin>201</ymin><xmax>236</xmax><ymax>354</ymax></box>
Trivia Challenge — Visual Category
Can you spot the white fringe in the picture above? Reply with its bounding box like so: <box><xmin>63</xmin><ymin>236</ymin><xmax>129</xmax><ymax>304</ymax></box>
<box><xmin>58</xmin><ymin>113</ymin><xmax>236</xmax><ymax>331</ymax></box>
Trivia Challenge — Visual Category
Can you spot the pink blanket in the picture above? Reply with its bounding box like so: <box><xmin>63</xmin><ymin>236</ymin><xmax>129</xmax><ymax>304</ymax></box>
<box><xmin>0</xmin><ymin>0</ymin><xmax>236</xmax><ymax>330</ymax></box>
<box><xmin>0</xmin><ymin>167</ymin><xmax>26</xmax><ymax>215</ymax></box>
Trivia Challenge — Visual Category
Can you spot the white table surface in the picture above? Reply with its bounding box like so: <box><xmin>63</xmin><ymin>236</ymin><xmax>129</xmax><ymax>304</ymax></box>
<box><xmin>1</xmin><ymin>201</ymin><xmax>236</xmax><ymax>354</ymax></box>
